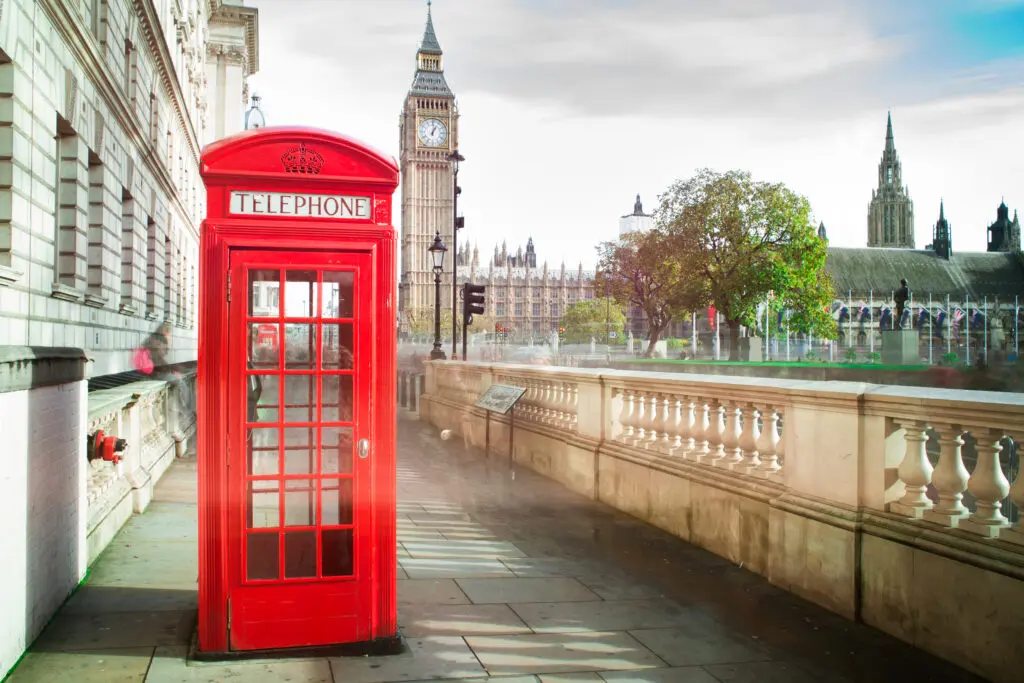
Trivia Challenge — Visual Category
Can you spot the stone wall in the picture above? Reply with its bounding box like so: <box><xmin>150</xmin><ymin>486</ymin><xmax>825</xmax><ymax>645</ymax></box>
<box><xmin>420</xmin><ymin>361</ymin><xmax>1024</xmax><ymax>683</ymax></box>
<box><xmin>0</xmin><ymin>348</ymin><xmax>87</xmax><ymax>678</ymax></box>
<box><xmin>0</xmin><ymin>346</ymin><xmax>193</xmax><ymax>679</ymax></box>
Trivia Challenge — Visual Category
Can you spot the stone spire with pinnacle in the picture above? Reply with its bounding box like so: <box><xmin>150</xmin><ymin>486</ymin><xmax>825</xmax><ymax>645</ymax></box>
<box><xmin>409</xmin><ymin>1</ymin><xmax>452</xmax><ymax>97</ymax></box>
<box><xmin>933</xmin><ymin>199</ymin><xmax>951</xmax><ymax>259</ymax></box>
<box><xmin>867</xmin><ymin>111</ymin><xmax>914</xmax><ymax>248</ymax></box>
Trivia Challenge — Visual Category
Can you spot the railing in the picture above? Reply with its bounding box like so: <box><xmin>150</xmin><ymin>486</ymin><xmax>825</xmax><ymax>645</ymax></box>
<box><xmin>86</xmin><ymin>370</ymin><xmax>197</xmax><ymax>516</ymax></box>
<box><xmin>424</xmin><ymin>361</ymin><xmax>1023</xmax><ymax>545</ymax></box>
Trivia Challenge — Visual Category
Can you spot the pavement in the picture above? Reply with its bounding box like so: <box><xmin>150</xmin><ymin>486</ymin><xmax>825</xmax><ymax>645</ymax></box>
<box><xmin>4</xmin><ymin>414</ymin><xmax>989</xmax><ymax>683</ymax></box>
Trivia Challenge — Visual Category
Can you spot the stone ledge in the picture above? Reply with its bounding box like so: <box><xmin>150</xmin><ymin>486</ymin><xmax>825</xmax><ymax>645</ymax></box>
<box><xmin>0</xmin><ymin>264</ymin><xmax>23</xmax><ymax>287</ymax></box>
<box><xmin>0</xmin><ymin>347</ymin><xmax>89</xmax><ymax>393</ymax></box>
<box><xmin>861</xmin><ymin>509</ymin><xmax>1024</xmax><ymax>582</ymax></box>
<box><xmin>50</xmin><ymin>282</ymin><xmax>84</xmax><ymax>302</ymax></box>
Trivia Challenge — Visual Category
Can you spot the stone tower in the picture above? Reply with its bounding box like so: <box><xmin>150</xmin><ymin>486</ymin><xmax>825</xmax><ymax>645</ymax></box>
<box><xmin>932</xmin><ymin>200</ymin><xmax>952</xmax><ymax>259</ymax></box>
<box><xmin>867</xmin><ymin>113</ymin><xmax>915</xmax><ymax>248</ymax></box>
<box><xmin>987</xmin><ymin>200</ymin><xmax>1021</xmax><ymax>253</ymax></box>
<box><xmin>398</xmin><ymin>3</ymin><xmax>459</xmax><ymax>316</ymax></box>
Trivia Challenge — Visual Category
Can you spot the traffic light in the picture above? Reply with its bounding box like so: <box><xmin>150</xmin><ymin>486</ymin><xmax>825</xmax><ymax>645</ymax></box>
<box><xmin>463</xmin><ymin>283</ymin><xmax>485</xmax><ymax>324</ymax></box>
<box><xmin>558</xmin><ymin>326</ymin><xmax>565</xmax><ymax>341</ymax></box>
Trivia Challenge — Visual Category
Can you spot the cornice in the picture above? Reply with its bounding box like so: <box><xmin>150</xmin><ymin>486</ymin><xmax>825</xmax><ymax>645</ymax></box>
<box><xmin>208</xmin><ymin>3</ymin><xmax>259</xmax><ymax>76</ymax></box>
<box><xmin>39</xmin><ymin>0</ymin><xmax>200</xmax><ymax>243</ymax></box>
<box><xmin>130</xmin><ymin>0</ymin><xmax>200</xmax><ymax>161</ymax></box>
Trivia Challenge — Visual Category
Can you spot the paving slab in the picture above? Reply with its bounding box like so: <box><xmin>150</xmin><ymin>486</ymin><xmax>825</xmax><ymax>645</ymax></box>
<box><xmin>327</xmin><ymin>635</ymin><xmax>485</xmax><ymax>683</ymax></box>
<box><xmin>147</xmin><ymin>646</ymin><xmax>332</xmax><ymax>683</ymax></box>
<box><xmin>398</xmin><ymin>603</ymin><xmax>532</xmax><ymax>636</ymax></box>
<box><xmin>61</xmin><ymin>585</ymin><xmax>198</xmax><ymax>616</ymax></box>
<box><xmin>399</xmin><ymin>557</ymin><xmax>515</xmax><ymax>579</ymax></box>
<box><xmin>455</xmin><ymin>577</ymin><xmax>601</xmax><ymax>604</ymax></box>
<box><xmin>702</xmin><ymin>661</ymin><xmax>825</xmax><ymax>683</ymax></box>
<box><xmin>3</xmin><ymin>647</ymin><xmax>154</xmax><ymax>683</ymax></box>
<box><xmin>30</xmin><ymin>610</ymin><xmax>194</xmax><ymax>651</ymax></box>
<box><xmin>599</xmin><ymin>668</ymin><xmax>719</xmax><ymax>683</ymax></box>
<box><xmin>464</xmin><ymin>631</ymin><xmax>667</xmax><ymax>675</ymax></box>
<box><xmin>397</xmin><ymin>579</ymin><xmax>471</xmax><ymax>605</ymax></box>
<box><xmin>628</xmin><ymin>626</ymin><xmax>773</xmax><ymax>667</ymax></box>
<box><xmin>510</xmin><ymin>599</ymin><xmax>696</xmax><ymax>633</ymax></box>
<box><xmin>402</xmin><ymin>539</ymin><xmax>526</xmax><ymax>559</ymax></box>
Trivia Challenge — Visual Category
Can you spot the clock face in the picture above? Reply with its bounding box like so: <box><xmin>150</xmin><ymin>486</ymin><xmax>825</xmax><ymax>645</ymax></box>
<box><xmin>417</xmin><ymin>118</ymin><xmax>448</xmax><ymax>147</ymax></box>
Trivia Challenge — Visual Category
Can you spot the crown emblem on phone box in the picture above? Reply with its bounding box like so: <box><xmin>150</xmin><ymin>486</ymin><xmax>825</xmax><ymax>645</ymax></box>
<box><xmin>281</xmin><ymin>143</ymin><xmax>324</xmax><ymax>174</ymax></box>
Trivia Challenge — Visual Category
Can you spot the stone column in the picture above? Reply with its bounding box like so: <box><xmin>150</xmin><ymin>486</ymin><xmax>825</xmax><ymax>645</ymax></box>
<box><xmin>56</xmin><ymin>134</ymin><xmax>90</xmax><ymax>294</ymax></box>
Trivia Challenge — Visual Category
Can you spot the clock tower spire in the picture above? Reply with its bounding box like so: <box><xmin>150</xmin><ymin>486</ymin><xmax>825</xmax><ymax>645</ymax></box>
<box><xmin>399</xmin><ymin>1</ymin><xmax>459</xmax><ymax>327</ymax></box>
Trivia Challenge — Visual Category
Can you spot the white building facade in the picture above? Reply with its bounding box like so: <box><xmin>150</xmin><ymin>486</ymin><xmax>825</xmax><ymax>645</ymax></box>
<box><xmin>619</xmin><ymin>194</ymin><xmax>653</xmax><ymax>237</ymax></box>
<box><xmin>0</xmin><ymin>0</ymin><xmax>258</xmax><ymax>376</ymax></box>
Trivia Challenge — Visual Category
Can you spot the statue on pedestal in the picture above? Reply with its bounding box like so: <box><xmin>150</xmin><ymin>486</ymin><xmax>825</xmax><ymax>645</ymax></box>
<box><xmin>894</xmin><ymin>279</ymin><xmax>910</xmax><ymax>329</ymax></box>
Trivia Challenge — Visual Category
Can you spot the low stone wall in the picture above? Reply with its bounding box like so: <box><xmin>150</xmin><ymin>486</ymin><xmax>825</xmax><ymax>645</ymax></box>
<box><xmin>420</xmin><ymin>361</ymin><xmax>1024</xmax><ymax>683</ymax></box>
<box><xmin>600</xmin><ymin>358</ymin><xmax>1019</xmax><ymax>392</ymax></box>
<box><xmin>0</xmin><ymin>346</ymin><xmax>196</xmax><ymax>680</ymax></box>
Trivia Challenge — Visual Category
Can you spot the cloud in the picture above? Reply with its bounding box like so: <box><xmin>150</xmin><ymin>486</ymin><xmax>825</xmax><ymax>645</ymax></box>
<box><xmin>246</xmin><ymin>0</ymin><xmax>1023</xmax><ymax>267</ymax></box>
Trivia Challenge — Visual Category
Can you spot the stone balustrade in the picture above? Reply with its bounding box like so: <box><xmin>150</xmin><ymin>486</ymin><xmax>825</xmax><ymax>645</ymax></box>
<box><xmin>85</xmin><ymin>371</ymin><xmax>197</xmax><ymax>565</ymax></box>
<box><xmin>420</xmin><ymin>361</ymin><xmax>1024</xmax><ymax>683</ymax></box>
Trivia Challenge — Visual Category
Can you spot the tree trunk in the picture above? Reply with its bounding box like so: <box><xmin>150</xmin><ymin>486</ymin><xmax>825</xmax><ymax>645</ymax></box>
<box><xmin>644</xmin><ymin>324</ymin><xmax>664</xmax><ymax>358</ymax></box>
<box><xmin>727</xmin><ymin>319</ymin><xmax>742</xmax><ymax>361</ymax></box>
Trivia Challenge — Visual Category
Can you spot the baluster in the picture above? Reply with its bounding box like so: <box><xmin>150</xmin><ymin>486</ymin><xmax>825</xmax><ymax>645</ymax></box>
<box><xmin>569</xmin><ymin>384</ymin><xmax>579</xmax><ymax>430</ymax></box>
<box><xmin>553</xmin><ymin>382</ymin><xmax>565</xmax><ymax>425</ymax></box>
<box><xmin>619</xmin><ymin>391</ymin><xmax>635</xmax><ymax>443</ymax></box>
<box><xmin>756</xmin><ymin>407</ymin><xmax>781</xmax><ymax>475</ymax></box>
<box><xmin>718</xmin><ymin>403</ymin><xmax>743</xmax><ymax>468</ymax></box>
<box><xmin>739</xmin><ymin>403</ymin><xmax>761</xmax><ymax>473</ymax></box>
<box><xmin>923</xmin><ymin>423</ymin><xmax>970</xmax><ymax>527</ymax></box>
<box><xmin>632</xmin><ymin>393</ymin><xmax>648</xmax><ymax>447</ymax></box>
<box><xmin>774</xmin><ymin>408</ymin><xmax>786</xmax><ymax>473</ymax></box>
<box><xmin>960</xmin><ymin>428</ymin><xmax>1011</xmax><ymax>537</ymax></box>
<box><xmin>543</xmin><ymin>382</ymin><xmax>556</xmax><ymax>423</ymax></box>
<box><xmin>645</xmin><ymin>394</ymin><xmax>663</xmax><ymax>449</ymax></box>
<box><xmin>661</xmin><ymin>396</ymin><xmax>680</xmax><ymax>454</ymax></box>
<box><xmin>890</xmin><ymin>420</ymin><xmax>933</xmax><ymax>518</ymax></box>
<box><xmin>689</xmin><ymin>400</ymin><xmax>709</xmax><ymax>462</ymax></box>
<box><xmin>707</xmin><ymin>401</ymin><xmax>725</xmax><ymax>465</ymax></box>
<box><xmin>1005</xmin><ymin>437</ymin><xmax>1024</xmax><ymax>544</ymax></box>
<box><xmin>676</xmin><ymin>396</ymin><xmax>695</xmax><ymax>458</ymax></box>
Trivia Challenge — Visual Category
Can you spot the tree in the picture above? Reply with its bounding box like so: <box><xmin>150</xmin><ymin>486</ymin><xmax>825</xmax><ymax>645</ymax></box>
<box><xmin>658</xmin><ymin>168</ymin><xmax>836</xmax><ymax>360</ymax></box>
<box><xmin>559</xmin><ymin>298</ymin><xmax>626</xmax><ymax>345</ymax></box>
<box><xmin>596</xmin><ymin>230</ymin><xmax>703</xmax><ymax>357</ymax></box>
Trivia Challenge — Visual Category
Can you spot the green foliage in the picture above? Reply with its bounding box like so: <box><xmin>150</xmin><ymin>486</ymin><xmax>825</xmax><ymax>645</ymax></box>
<box><xmin>559</xmin><ymin>297</ymin><xmax>626</xmax><ymax>345</ymax></box>
<box><xmin>941</xmin><ymin>352</ymin><xmax>959</xmax><ymax>365</ymax></box>
<box><xmin>596</xmin><ymin>231</ymin><xmax>699</xmax><ymax>357</ymax></box>
<box><xmin>655</xmin><ymin>168</ymin><xmax>837</xmax><ymax>359</ymax></box>
<box><xmin>665</xmin><ymin>338</ymin><xmax>688</xmax><ymax>351</ymax></box>
<box><xmin>866</xmin><ymin>351</ymin><xmax>882</xmax><ymax>364</ymax></box>
<box><xmin>843</xmin><ymin>347</ymin><xmax>858</xmax><ymax>363</ymax></box>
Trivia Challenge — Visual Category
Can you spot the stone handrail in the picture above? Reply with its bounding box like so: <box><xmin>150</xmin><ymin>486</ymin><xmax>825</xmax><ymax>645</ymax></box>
<box><xmin>85</xmin><ymin>370</ymin><xmax>197</xmax><ymax>562</ymax></box>
<box><xmin>425</xmin><ymin>361</ymin><xmax>1023</xmax><ymax>544</ymax></box>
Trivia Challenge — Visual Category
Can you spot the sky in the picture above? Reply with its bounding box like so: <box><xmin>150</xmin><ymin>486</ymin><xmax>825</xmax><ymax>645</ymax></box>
<box><xmin>245</xmin><ymin>0</ymin><xmax>1024</xmax><ymax>267</ymax></box>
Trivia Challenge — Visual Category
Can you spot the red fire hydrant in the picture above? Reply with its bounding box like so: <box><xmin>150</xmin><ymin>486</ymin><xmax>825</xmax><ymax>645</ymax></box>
<box><xmin>88</xmin><ymin>430</ymin><xmax>128</xmax><ymax>465</ymax></box>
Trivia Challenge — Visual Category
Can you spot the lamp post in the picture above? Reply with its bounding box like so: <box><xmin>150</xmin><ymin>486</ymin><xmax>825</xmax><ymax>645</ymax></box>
<box><xmin>429</xmin><ymin>231</ymin><xmax>447</xmax><ymax>360</ymax></box>
<box><xmin>448</xmin><ymin>150</ymin><xmax>465</xmax><ymax>359</ymax></box>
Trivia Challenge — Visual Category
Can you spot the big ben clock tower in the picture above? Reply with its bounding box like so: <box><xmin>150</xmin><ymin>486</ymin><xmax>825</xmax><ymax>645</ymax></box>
<box><xmin>399</xmin><ymin>2</ymin><xmax>459</xmax><ymax>324</ymax></box>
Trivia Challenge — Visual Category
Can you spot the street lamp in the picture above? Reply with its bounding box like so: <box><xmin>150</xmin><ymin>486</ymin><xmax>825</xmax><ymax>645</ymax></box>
<box><xmin>448</xmin><ymin>150</ymin><xmax>465</xmax><ymax>359</ymax></box>
<box><xmin>429</xmin><ymin>231</ymin><xmax>448</xmax><ymax>360</ymax></box>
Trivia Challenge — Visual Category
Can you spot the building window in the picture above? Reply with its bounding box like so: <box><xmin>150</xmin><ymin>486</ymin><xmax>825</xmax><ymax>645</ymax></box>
<box><xmin>146</xmin><ymin>216</ymin><xmax>161</xmax><ymax>316</ymax></box>
<box><xmin>55</xmin><ymin>117</ymin><xmax>87</xmax><ymax>291</ymax></box>
<box><xmin>551</xmin><ymin>304</ymin><xmax>559</xmax><ymax>318</ymax></box>
<box><xmin>496</xmin><ymin>303</ymin><xmax>505</xmax><ymax>317</ymax></box>
<box><xmin>887</xmin><ymin>167</ymin><xmax>893</xmax><ymax>184</ymax></box>
<box><xmin>514</xmin><ymin>302</ymin><xmax>524</xmax><ymax>316</ymax></box>
<box><xmin>585</xmin><ymin>290</ymin><xmax>594</xmax><ymax>299</ymax></box>
<box><xmin>532</xmin><ymin>287</ymin><xmax>541</xmax><ymax>297</ymax></box>
<box><xmin>532</xmin><ymin>303</ymin><xmax>541</xmax><ymax>316</ymax></box>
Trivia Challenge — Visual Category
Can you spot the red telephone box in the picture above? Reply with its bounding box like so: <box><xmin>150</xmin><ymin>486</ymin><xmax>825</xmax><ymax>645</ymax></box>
<box><xmin>196</xmin><ymin>127</ymin><xmax>399</xmax><ymax>656</ymax></box>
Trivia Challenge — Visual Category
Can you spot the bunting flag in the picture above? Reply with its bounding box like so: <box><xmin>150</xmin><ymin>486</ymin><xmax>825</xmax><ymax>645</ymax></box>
<box><xmin>970</xmin><ymin>308</ymin><xmax>984</xmax><ymax>330</ymax></box>
<box><xmin>935</xmin><ymin>309</ymin><xmax>946</xmax><ymax>331</ymax></box>
<box><xmin>916</xmin><ymin>307</ymin><xmax>929</xmax><ymax>332</ymax></box>
<box><xmin>708</xmin><ymin>306</ymin><xmax>716</xmax><ymax>331</ymax></box>
<box><xmin>879</xmin><ymin>305</ymin><xmax>892</xmax><ymax>330</ymax></box>
<box><xmin>858</xmin><ymin>304</ymin><xmax>870</xmax><ymax>325</ymax></box>
<box><xmin>899</xmin><ymin>307</ymin><xmax>911</xmax><ymax>328</ymax></box>
<box><xmin>832</xmin><ymin>300</ymin><xmax>849</xmax><ymax>322</ymax></box>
